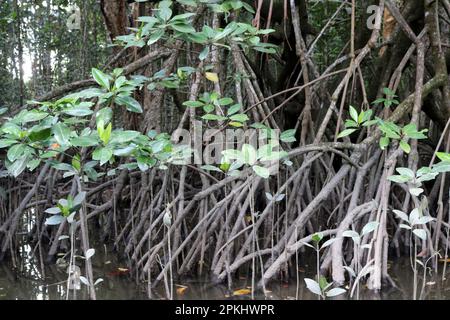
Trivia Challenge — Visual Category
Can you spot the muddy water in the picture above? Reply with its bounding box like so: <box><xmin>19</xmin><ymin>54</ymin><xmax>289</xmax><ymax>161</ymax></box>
<box><xmin>1</xmin><ymin>240</ymin><xmax>450</xmax><ymax>300</ymax></box>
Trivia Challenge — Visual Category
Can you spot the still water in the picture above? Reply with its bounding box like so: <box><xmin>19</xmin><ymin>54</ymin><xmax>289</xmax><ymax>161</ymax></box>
<box><xmin>1</xmin><ymin>241</ymin><xmax>450</xmax><ymax>300</ymax></box>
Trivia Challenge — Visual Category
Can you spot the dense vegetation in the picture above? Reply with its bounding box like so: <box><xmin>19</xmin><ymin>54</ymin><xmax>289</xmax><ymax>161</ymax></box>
<box><xmin>0</xmin><ymin>0</ymin><xmax>450</xmax><ymax>300</ymax></box>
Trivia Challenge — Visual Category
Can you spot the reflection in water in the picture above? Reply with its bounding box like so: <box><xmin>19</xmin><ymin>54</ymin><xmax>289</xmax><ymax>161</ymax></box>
<box><xmin>1</xmin><ymin>209</ymin><xmax>450</xmax><ymax>300</ymax></box>
<box><xmin>2</xmin><ymin>245</ymin><xmax>450</xmax><ymax>300</ymax></box>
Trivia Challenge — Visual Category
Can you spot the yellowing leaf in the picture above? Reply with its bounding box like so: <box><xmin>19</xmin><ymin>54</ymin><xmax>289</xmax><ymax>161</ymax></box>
<box><xmin>176</xmin><ymin>287</ymin><xmax>188</xmax><ymax>295</ymax></box>
<box><xmin>233</xmin><ymin>288</ymin><xmax>251</xmax><ymax>296</ymax></box>
<box><xmin>205</xmin><ymin>72</ymin><xmax>219</xmax><ymax>83</ymax></box>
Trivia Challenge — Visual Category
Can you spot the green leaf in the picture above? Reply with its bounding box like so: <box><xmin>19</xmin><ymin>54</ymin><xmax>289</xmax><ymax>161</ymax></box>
<box><xmin>201</xmin><ymin>114</ymin><xmax>227</xmax><ymax>121</ymax></box>
<box><xmin>362</xmin><ymin>221</ymin><xmax>379</xmax><ymax>236</ymax></box>
<box><xmin>379</xmin><ymin>136</ymin><xmax>390</xmax><ymax>150</ymax></box>
<box><xmin>71</xmin><ymin>136</ymin><xmax>99</xmax><ymax>147</ymax></box>
<box><xmin>229</xmin><ymin>122</ymin><xmax>244</xmax><ymax>127</ymax></box>
<box><xmin>349</xmin><ymin>106</ymin><xmax>358</xmax><ymax>123</ymax></box>
<box><xmin>383</xmin><ymin>87</ymin><xmax>395</xmax><ymax>97</ymax></box>
<box><xmin>344</xmin><ymin>119</ymin><xmax>358</xmax><ymax>128</ymax></box>
<box><xmin>0</xmin><ymin>139</ymin><xmax>18</xmax><ymax>148</ymax></box>
<box><xmin>45</xmin><ymin>215</ymin><xmax>66</xmax><ymax>226</ymax></box>
<box><xmin>52</xmin><ymin>163</ymin><xmax>75</xmax><ymax>172</ymax></box>
<box><xmin>72</xmin><ymin>155</ymin><xmax>81</xmax><ymax>172</ymax></box>
<box><xmin>21</xmin><ymin>110</ymin><xmax>48</xmax><ymax>123</ymax></box>
<box><xmin>201</xmin><ymin>165</ymin><xmax>223</xmax><ymax>173</ymax></box>
<box><xmin>396</xmin><ymin>168</ymin><xmax>414</xmax><ymax>178</ymax></box>
<box><xmin>53</xmin><ymin>123</ymin><xmax>71</xmax><ymax>146</ymax></box>
<box><xmin>183</xmin><ymin>100</ymin><xmax>204</xmax><ymax>108</ymax></box>
<box><xmin>159</xmin><ymin>5</ymin><xmax>172</xmax><ymax>21</ymax></box>
<box><xmin>203</xmin><ymin>104</ymin><xmax>215</xmax><ymax>113</ymax></box>
<box><xmin>229</xmin><ymin>114</ymin><xmax>249</xmax><ymax>123</ymax></box>
<box><xmin>148</xmin><ymin>29</ymin><xmax>165</xmax><ymax>45</ymax></box>
<box><xmin>252</xmin><ymin>165</ymin><xmax>270</xmax><ymax>178</ymax></box>
<box><xmin>337</xmin><ymin>128</ymin><xmax>357</xmax><ymax>139</ymax></box>
<box><xmin>227</xmin><ymin>104</ymin><xmax>241</xmax><ymax>116</ymax></box>
<box><xmin>403</xmin><ymin>124</ymin><xmax>427</xmax><ymax>139</ymax></box>
<box><xmin>387</xmin><ymin>175</ymin><xmax>411</xmax><ymax>183</ymax></box>
<box><xmin>326</xmin><ymin>288</ymin><xmax>346</xmax><ymax>297</ymax></box>
<box><xmin>110</xmin><ymin>131</ymin><xmax>140</xmax><ymax>144</ymax></box>
<box><xmin>113</xmin><ymin>146</ymin><xmax>136</xmax><ymax>156</ymax></box>
<box><xmin>170</xmin><ymin>12</ymin><xmax>195</xmax><ymax>21</ymax></box>
<box><xmin>199</xmin><ymin>47</ymin><xmax>209</xmax><ymax>61</ymax></box>
<box><xmin>63</xmin><ymin>106</ymin><xmax>94</xmax><ymax>117</ymax></box>
<box><xmin>96</xmin><ymin>107</ymin><xmax>113</xmax><ymax>125</ymax></box>
<box><xmin>312</xmin><ymin>232</ymin><xmax>324</xmax><ymax>243</ymax></box>
<box><xmin>399</xmin><ymin>224</ymin><xmax>412</xmax><ymax>230</ymax></box>
<box><xmin>29</xmin><ymin>127</ymin><xmax>51</xmax><ymax>142</ymax></box>
<box><xmin>218</xmin><ymin>98</ymin><xmax>234</xmax><ymax>106</ymax></box>
<box><xmin>92</xmin><ymin>68</ymin><xmax>111</xmax><ymax>90</ymax></box>
<box><xmin>7</xmin><ymin>144</ymin><xmax>27</xmax><ymax>162</ymax></box>
<box><xmin>222</xmin><ymin>149</ymin><xmax>242</xmax><ymax>162</ymax></box>
<box><xmin>413</xmin><ymin>229</ymin><xmax>427</xmax><ymax>240</ymax></box>
<box><xmin>100</xmin><ymin>123</ymin><xmax>112</xmax><ymax>145</ymax></box>
<box><xmin>8</xmin><ymin>155</ymin><xmax>29</xmax><ymax>177</ymax></box>
<box><xmin>399</xmin><ymin>140</ymin><xmax>411</xmax><ymax>154</ymax></box>
<box><xmin>409</xmin><ymin>187</ymin><xmax>424</xmax><ymax>197</ymax></box>
<box><xmin>170</xmin><ymin>23</ymin><xmax>196</xmax><ymax>33</ymax></box>
<box><xmin>433</xmin><ymin>161</ymin><xmax>450</xmax><ymax>173</ymax></box>
<box><xmin>93</xmin><ymin>147</ymin><xmax>113</xmax><ymax>166</ymax></box>
<box><xmin>45</xmin><ymin>207</ymin><xmax>61</xmax><ymax>214</ymax></box>
<box><xmin>280</xmin><ymin>129</ymin><xmax>296</xmax><ymax>143</ymax></box>
<box><xmin>242</xmin><ymin>144</ymin><xmax>257</xmax><ymax>165</ymax></box>
<box><xmin>2</xmin><ymin>123</ymin><xmax>22</xmax><ymax>137</ymax></box>
<box><xmin>393</xmin><ymin>210</ymin><xmax>409</xmax><ymax>222</ymax></box>
<box><xmin>304</xmin><ymin>278</ymin><xmax>322</xmax><ymax>296</ymax></box>
<box><xmin>72</xmin><ymin>88</ymin><xmax>104</xmax><ymax>99</ymax></box>
<box><xmin>436</xmin><ymin>152</ymin><xmax>450</xmax><ymax>162</ymax></box>
<box><xmin>115</xmin><ymin>96</ymin><xmax>143</xmax><ymax>113</ymax></box>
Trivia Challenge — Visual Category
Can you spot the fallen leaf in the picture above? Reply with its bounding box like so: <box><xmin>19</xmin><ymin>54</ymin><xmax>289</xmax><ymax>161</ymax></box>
<box><xmin>233</xmin><ymin>288</ymin><xmax>251</xmax><ymax>296</ymax></box>
<box><xmin>205</xmin><ymin>72</ymin><xmax>219</xmax><ymax>83</ymax></box>
<box><xmin>176</xmin><ymin>287</ymin><xmax>188</xmax><ymax>295</ymax></box>
<box><xmin>117</xmin><ymin>267</ymin><xmax>129</xmax><ymax>272</ymax></box>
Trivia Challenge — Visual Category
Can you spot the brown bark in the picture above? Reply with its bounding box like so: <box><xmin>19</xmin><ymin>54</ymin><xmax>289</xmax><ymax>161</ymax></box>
<box><xmin>100</xmin><ymin>0</ymin><xmax>129</xmax><ymax>45</ymax></box>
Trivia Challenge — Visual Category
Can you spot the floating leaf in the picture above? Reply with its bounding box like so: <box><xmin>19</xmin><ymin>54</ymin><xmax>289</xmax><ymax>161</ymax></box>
<box><xmin>176</xmin><ymin>286</ymin><xmax>188</xmax><ymax>295</ymax></box>
<box><xmin>233</xmin><ymin>288</ymin><xmax>251</xmax><ymax>296</ymax></box>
